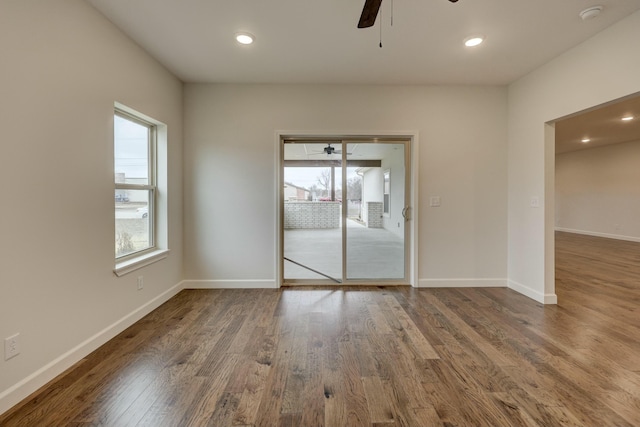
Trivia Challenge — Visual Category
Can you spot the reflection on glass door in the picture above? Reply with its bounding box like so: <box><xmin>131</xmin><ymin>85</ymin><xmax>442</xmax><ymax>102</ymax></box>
<box><xmin>283</xmin><ymin>142</ymin><xmax>343</xmax><ymax>282</ymax></box>
<box><xmin>345</xmin><ymin>142</ymin><xmax>407</xmax><ymax>280</ymax></box>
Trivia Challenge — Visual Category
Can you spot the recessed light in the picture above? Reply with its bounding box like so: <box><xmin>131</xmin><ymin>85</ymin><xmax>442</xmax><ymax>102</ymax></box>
<box><xmin>581</xmin><ymin>138</ymin><xmax>590</xmax><ymax>143</ymax></box>
<box><xmin>235</xmin><ymin>32</ymin><xmax>254</xmax><ymax>45</ymax></box>
<box><xmin>621</xmin><ymin>116</ymin><xmax>634</xmax><ymax>121</ymax></box>
<box><xmin>464</xmin><ymin>36</ymin><xmax>484</xmax><ymax>47</ymax></box>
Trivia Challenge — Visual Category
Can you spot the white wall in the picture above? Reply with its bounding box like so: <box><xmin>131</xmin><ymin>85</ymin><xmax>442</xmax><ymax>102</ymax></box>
<box><xmin>381</xmin><ymin>147</ymin><xmax>406</xmax><ymax>240</ymax></box>
<box><xmin>362</xmin><ymin>168</ymin><xmax>383</xmax><ymax>204</ymax></box>
<box><xmin>556</xmin><ymin>140</ymin><xmax>640</xmax><ymax>241</ymax></box>
<box><xmin>507</xmin><ymin>10</ymin><xmax>640</xmax><ymax>303</ymax></box>
<box><xmin>361</xmin><ymin>168</ymin><xmax>382</xmax><ymax>226</ymax></box>
<box><xmin>183</xmin><ymin>84</ymin><xmax>508</xmax><ymax>288</ymax></box>
<box><xmin>0</xmin><ymin>1</ymin><xmax>183</xmax><ymax>414</ymax></box>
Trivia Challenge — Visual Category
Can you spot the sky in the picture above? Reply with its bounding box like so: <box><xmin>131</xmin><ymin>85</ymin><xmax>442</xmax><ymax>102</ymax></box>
<box><xmin>284</xmin><ymin>167</ymin><xmax>360</xmax><ymax>191</ymax></box>
<box><xmin>114</xmin><ymin>115</ymin><xmax>149</xmax><ymax>181</ymax></box>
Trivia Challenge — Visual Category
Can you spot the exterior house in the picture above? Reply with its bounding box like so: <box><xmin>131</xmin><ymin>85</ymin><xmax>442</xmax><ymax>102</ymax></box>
<box><xmin>283</xmin><ymin>182</ymin><xmax>310</xmax><ymax>201</ymax></box>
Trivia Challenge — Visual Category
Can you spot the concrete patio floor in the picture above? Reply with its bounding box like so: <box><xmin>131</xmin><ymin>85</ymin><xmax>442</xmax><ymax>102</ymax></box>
<box><xmin>284</xmin><ymin>219</ymin><xmax>404</xmax><ymax>282</ymax></box>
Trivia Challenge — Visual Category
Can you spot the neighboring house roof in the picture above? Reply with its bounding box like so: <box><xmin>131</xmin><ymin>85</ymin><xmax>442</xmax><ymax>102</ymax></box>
<box><xmin>284</xmin><ymin>182</ymin><xmax>309</xmax><ymax>192</ymax></box>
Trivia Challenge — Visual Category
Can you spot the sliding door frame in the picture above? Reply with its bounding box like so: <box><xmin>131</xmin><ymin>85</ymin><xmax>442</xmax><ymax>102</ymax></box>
<box><xmin>275</xmin><ymin>131</ymin><xmax>420</xmax><ymax>287</ymax></box>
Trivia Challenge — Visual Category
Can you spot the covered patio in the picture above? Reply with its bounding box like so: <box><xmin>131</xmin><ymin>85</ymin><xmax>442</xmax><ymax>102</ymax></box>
<box><xmin>284</xmin><ymin>218</ymin><xmax>404</xmax><ymax>281</ymax></box>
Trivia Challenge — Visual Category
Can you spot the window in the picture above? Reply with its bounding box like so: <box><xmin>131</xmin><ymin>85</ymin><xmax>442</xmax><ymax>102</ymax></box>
<box><xmin>114</xmin><ymin>110</ymin><xmax>156</xmax><ymax>259</ymax></box>
<box><xmin>383</xmin><ymin>169</ymin><xmax>390</xmax><ymax>216</ymax></box>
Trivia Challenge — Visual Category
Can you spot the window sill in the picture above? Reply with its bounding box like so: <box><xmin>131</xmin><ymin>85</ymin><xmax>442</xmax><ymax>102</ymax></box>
<box><xmin>114</xmin><ymin>249</ymin><xmax>170</xmax><ymax>277</ymax></box>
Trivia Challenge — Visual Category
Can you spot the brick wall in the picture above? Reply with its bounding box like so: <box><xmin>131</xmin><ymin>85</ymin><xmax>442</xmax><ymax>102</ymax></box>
<box><xmin>366</xmin><ymin>202</ymin><xmax>383</xmax><ymax>228</ymax></box>
<box><xmin>284</xmin><ymin>201</ymin><xmax>340</xmax><ymax>229</ymax></box>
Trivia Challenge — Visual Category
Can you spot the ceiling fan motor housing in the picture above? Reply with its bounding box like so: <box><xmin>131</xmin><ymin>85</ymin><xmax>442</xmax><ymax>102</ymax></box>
<box><xmin>358</xmin><ymin>0</ymin><xmax>460</xmax><ymax>28</ymax></box>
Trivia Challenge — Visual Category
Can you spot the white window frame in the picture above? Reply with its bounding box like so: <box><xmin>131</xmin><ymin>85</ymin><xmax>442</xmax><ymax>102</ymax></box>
<box><xmin>113</xmin><ymin>105</ymin><xmax>169</xmax><ymax>277</ymax></box>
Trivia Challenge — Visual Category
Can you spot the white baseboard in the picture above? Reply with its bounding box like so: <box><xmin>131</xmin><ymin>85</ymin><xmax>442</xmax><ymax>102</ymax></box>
<box><xmin>417</xmin><ymin>278</ymin><xmax>507</xmax><ymax>288</ymax></box>
<box><xmin>0</xmin><ymin>281</ymin><xmax>184</xmax><ymax>417</ymax></box>
<box><xmin>555</xmin><ymin>227</ymin><xmax>640</xmax><ymax>243</ymax></box>
<box><xmin>508</xmin><ymin>280</ymin><xmax>557</xmax><ymax>305</ymax></box>
<box><xmin>182</xmin><ymin>279</ymin><xmax>278</xmax><ymax>289</ymax></box>
<box><xmin>417</xmin><ymin>278</ymin><xmax>558</xmax><ymax>305</ymax></box>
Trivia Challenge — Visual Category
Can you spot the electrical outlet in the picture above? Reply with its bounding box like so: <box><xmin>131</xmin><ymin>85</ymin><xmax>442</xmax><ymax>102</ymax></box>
<box><xmin>137</xmin><ymin>276</ymin><xmax>144</xmax><ymax>290</ymax></box>
<box><xmin>5</xmin><ymin>333</ymin><xmax>20</xmax><ymax>360</ymax></box>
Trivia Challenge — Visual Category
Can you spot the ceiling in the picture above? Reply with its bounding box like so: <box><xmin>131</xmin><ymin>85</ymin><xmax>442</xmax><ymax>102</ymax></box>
<box><xmin>87</xmin><ymin>0</ymin><xmax>640</xmax><ymax>85</ymax></box>
<box><xmin>555</xmin><ymin>93</ymin><xmax>640</xmax><ymax>154</ymax></box>
<box><xmin>87</xmin><ymin>1</ymin><xmax>640</xmax><ymax>153</ymax></box>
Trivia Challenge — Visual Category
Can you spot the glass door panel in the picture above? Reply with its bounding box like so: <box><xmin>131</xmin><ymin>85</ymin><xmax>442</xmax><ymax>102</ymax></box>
<box><xmin>283</xmin><ymin>142</ymin><xmax>343</xmax><ymax>282</ymax></box>
<box><xmin>345</xmin><ymin>142</ymin><xmax>406</xmax><ymax>280</ymax></box>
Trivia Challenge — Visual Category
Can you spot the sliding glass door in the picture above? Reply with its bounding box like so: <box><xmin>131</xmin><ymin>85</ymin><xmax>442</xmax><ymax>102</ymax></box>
<box><xmin>345</xmin><ymin>142</ymin><xmax>407</xmax><ymax>280</ymax></box>
<box><xmin>283</xmin><ymin>142</ymin><xmax>343</xmax><ymax>282</ymax></box>
<box><xmin>282</xmin><ymin>138</ymin><xmax>410</xmax><ymax>284</ymax></box>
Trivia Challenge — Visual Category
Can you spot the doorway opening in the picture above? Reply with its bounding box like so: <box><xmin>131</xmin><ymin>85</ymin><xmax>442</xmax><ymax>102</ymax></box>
<box><xmin>551</xmin><ymin>91</ymin><xmax>640</xmax><ymax>302</ymax></box>
<box><xmin>280</xmin><ymin>136</ymin><xmax>412</xmax><ymax>285</ymax></box>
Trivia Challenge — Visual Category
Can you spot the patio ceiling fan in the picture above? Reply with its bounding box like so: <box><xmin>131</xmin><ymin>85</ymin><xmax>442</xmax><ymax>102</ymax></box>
<box><xmin>309</xmin><ymin>143</ymin><xmax>350</xmax><ymax>156</ymax></box>
<box><xmin>358</xmin><ymin>0</ymin><xmax>460</xmax><ymax>28</ymax></box>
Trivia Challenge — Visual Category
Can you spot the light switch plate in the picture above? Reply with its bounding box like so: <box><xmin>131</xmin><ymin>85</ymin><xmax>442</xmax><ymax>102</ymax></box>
<box><xmin>530</xmin><ymin>196</ymin><xmax>540</xmax><ymax>208</ymax></box>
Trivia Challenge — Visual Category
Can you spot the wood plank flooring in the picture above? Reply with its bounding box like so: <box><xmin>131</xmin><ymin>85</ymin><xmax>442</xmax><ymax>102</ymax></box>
<box><xmin>2</xmin><ymin>231</ymin><xmax>640</xmax><ymax>426</ymax></box>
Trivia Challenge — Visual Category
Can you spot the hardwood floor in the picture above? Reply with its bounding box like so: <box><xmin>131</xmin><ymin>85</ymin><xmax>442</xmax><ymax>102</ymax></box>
<box><xmin>2</xmin><ymin>232</ymin><xmax>640</xmax><ymax>426</ymax></box>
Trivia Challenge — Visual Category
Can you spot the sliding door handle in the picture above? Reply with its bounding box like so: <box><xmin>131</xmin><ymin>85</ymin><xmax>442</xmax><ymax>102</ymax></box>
<box><xmin>402</xmin><ymin>206</ymin><xmax>410</xmax><ymax>221</ymax></box>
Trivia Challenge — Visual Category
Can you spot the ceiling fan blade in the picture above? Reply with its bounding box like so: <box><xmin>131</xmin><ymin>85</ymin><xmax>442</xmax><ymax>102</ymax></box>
<box><xmin>358</xmin><ymin>0</ymin><xmax>382</xmax><ymax>28</ymax></box>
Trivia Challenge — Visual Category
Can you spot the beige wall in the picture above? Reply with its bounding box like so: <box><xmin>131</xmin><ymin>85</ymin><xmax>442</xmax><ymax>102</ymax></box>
<box><xmin>556</xmin><ymin>140</ymin><xmax>640</xmax><ymax>241</ymax></box>
<box><xmin>0</xmin><ymin>0</ymin><xmax>183</xmax><ymax>413</ymax></box>
<box><xmin>508</xmin><ymin>10</ymin><xmax>640</xmax><ymax>303</ymax></box>
<box><xmin>183</xmin><ymin>84</ymin><xmax>508</xmax><ymax>288</ymax></box>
